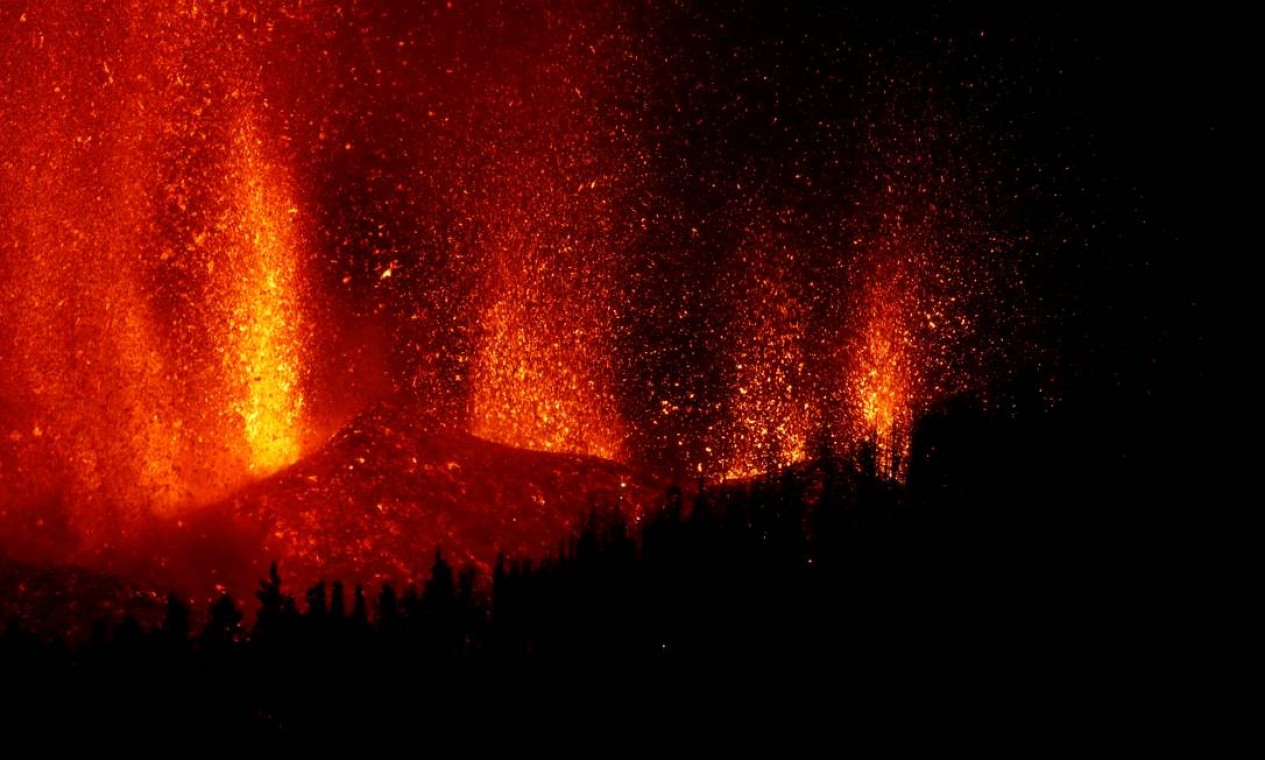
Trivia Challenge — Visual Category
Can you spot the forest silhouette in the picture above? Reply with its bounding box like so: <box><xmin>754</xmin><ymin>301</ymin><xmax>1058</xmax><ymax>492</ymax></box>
<box><xmin>1</xmin><ymin>394</ymin><xmax>1145</xmax><ymax>735</ymax></box>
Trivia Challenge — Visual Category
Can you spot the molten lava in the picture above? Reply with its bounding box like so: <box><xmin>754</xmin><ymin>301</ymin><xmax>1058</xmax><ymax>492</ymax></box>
<box><xmin>0</xmin><ymin>2</ymin><xmax>322</xmax><ymax>549</ymax></box>
<box><xmin>459</xmin><ymin>20</ymin><xmax>633</xmax><ymax>462</ymax></box>
<box><xmin>218</xmin><ymin>117</ymin><xmax>309</xmax><ymax>476</ymax></box>
<box><xmin>228</xmin><ymin>401</ymin><xmax>658</xmax><ymax>590</ymax></box>
<box><xmin>853</xmin><ymin>261</ymin><xmax>919</xmax><ymax>480</ymax></box>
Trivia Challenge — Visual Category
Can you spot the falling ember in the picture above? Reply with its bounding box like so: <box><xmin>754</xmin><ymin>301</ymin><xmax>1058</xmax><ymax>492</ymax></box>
<box><xmin>838</xmin><ymin>123</ymin><xmax>1020</xmax><ymax>481</ymax></box>
<box><xmin>460</xmin><ymin>12</ymin><xmax>631</xmax><ymax>462</ymax></box>
<box><xmin>470</xmin><ymin>290</ymin><xmax>625</xmax><ymax>462</ymax></box>
<box><xmin>722</xmin><ymin>238</ymin><xmax>814</xmax><ymax>479</ymax></box>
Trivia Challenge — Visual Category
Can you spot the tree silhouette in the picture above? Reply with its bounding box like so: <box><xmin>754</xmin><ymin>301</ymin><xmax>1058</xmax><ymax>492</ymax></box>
<box><xmin>202</xmin><ymin>593</ymin><xmax>244</xmax><ymax>653</ymax></box>
<box><xmin>330</xmin><ymin>580</ymin><xmax>347</xmax><ymax>622</ymax></box>
<box><xmin>161</xmin><ymin>593</ymin><xmax>191</xmax><ymax>650</ymax></box>
<box><xmin>254</xmin><ymin>561</ymin><xmax>297</xmax><ymax>649</ymax></box>
<box><xmin>351</xmin><ymin>584</ymin><xmax>368</xmax><ymax>626</ymax></box>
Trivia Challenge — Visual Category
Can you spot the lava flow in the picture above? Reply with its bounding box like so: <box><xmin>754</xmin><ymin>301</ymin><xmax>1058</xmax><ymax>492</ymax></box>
<box><xmin>1</xmin><ymin>1</ymin><xmax>1035</xmax><ymax>600</ymax></box>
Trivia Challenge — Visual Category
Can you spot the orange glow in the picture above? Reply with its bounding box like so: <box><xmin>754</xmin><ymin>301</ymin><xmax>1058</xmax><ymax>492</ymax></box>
<box><xmin>854</xmin><ymin>275</ymin><xmax>917</xmax><ymax>480</ymax></box>
<box><xmin>0</xmin><ymin>1</ymin><xmax>1030</xmax><ymax>597</ymax></box>
<box><xmin>216</xmin><ymin>118</ymin><xmax>307</xmax><ymax>475</ymax></box>
<box><xmin>0</xmin><ymin>3</ymin><xmax>314</xmax><ymax>546</ymax></box>
<box><xmin>722</xmin><ymin>241</ymin><xmax>813</xmax><ymax>479</ymax></box>
<box><xmin>469</xmin><ymin>240</ymin><xmax>625</xmax><ymax>462</ymax></box>
<box><xmin>460</xmin><ymin>29</ymin><xmax>629</xmax><ymax>462</ymax></box>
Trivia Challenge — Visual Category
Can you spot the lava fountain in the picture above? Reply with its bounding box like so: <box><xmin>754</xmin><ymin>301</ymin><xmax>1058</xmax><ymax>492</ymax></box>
<box><xmin>460</xmin><ymin>10</ymin><xmax>634</xmax><ymax>462</ymax></box>
<box><xmin>464</xmin><ymin>140</ymin><xmax>627</xmax><ymax>462</ymax></box>
<box><xmin>837</xmin><ymin>114</ymin><xmax>1024</xmax><ymax>480</ymax></box>
<box><xmin>0</xmin><ymin>2</ymin><xmax>315</xmax><ymax>557</ymax></box>
<box><xmin>215</xmin><ymin>116</ymin><xmax>309</xmax><ymax>476</ymax></box>
<box><xmin>722</xmin><ymin>234</ymin><xmax>816</xmax><ymax>479</ymax></box>
<box><xmin>851</xmin><ymin>244</ymin><xmax>921</xmax><ymax>480</ymax></box>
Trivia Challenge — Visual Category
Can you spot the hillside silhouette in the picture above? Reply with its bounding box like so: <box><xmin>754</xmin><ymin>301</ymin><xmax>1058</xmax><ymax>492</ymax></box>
<box><xmin>1</xmin><ymin>396</ymin><xmax>1133</xmax><ymax>735</ymax></box>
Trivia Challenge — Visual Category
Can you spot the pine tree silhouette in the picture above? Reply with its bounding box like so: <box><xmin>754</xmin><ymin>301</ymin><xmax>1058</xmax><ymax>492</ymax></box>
<box><xmin>202</xmin><ymin>593</ymin><xmax>244</xmax><ymax>653</ymax></box>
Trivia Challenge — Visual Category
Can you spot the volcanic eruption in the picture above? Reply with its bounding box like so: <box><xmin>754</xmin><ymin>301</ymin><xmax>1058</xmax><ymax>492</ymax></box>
<box><xmin>0</xmin><ymin>1</ymin><xmax>1033</xmax><ymax>608</ymax></box>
